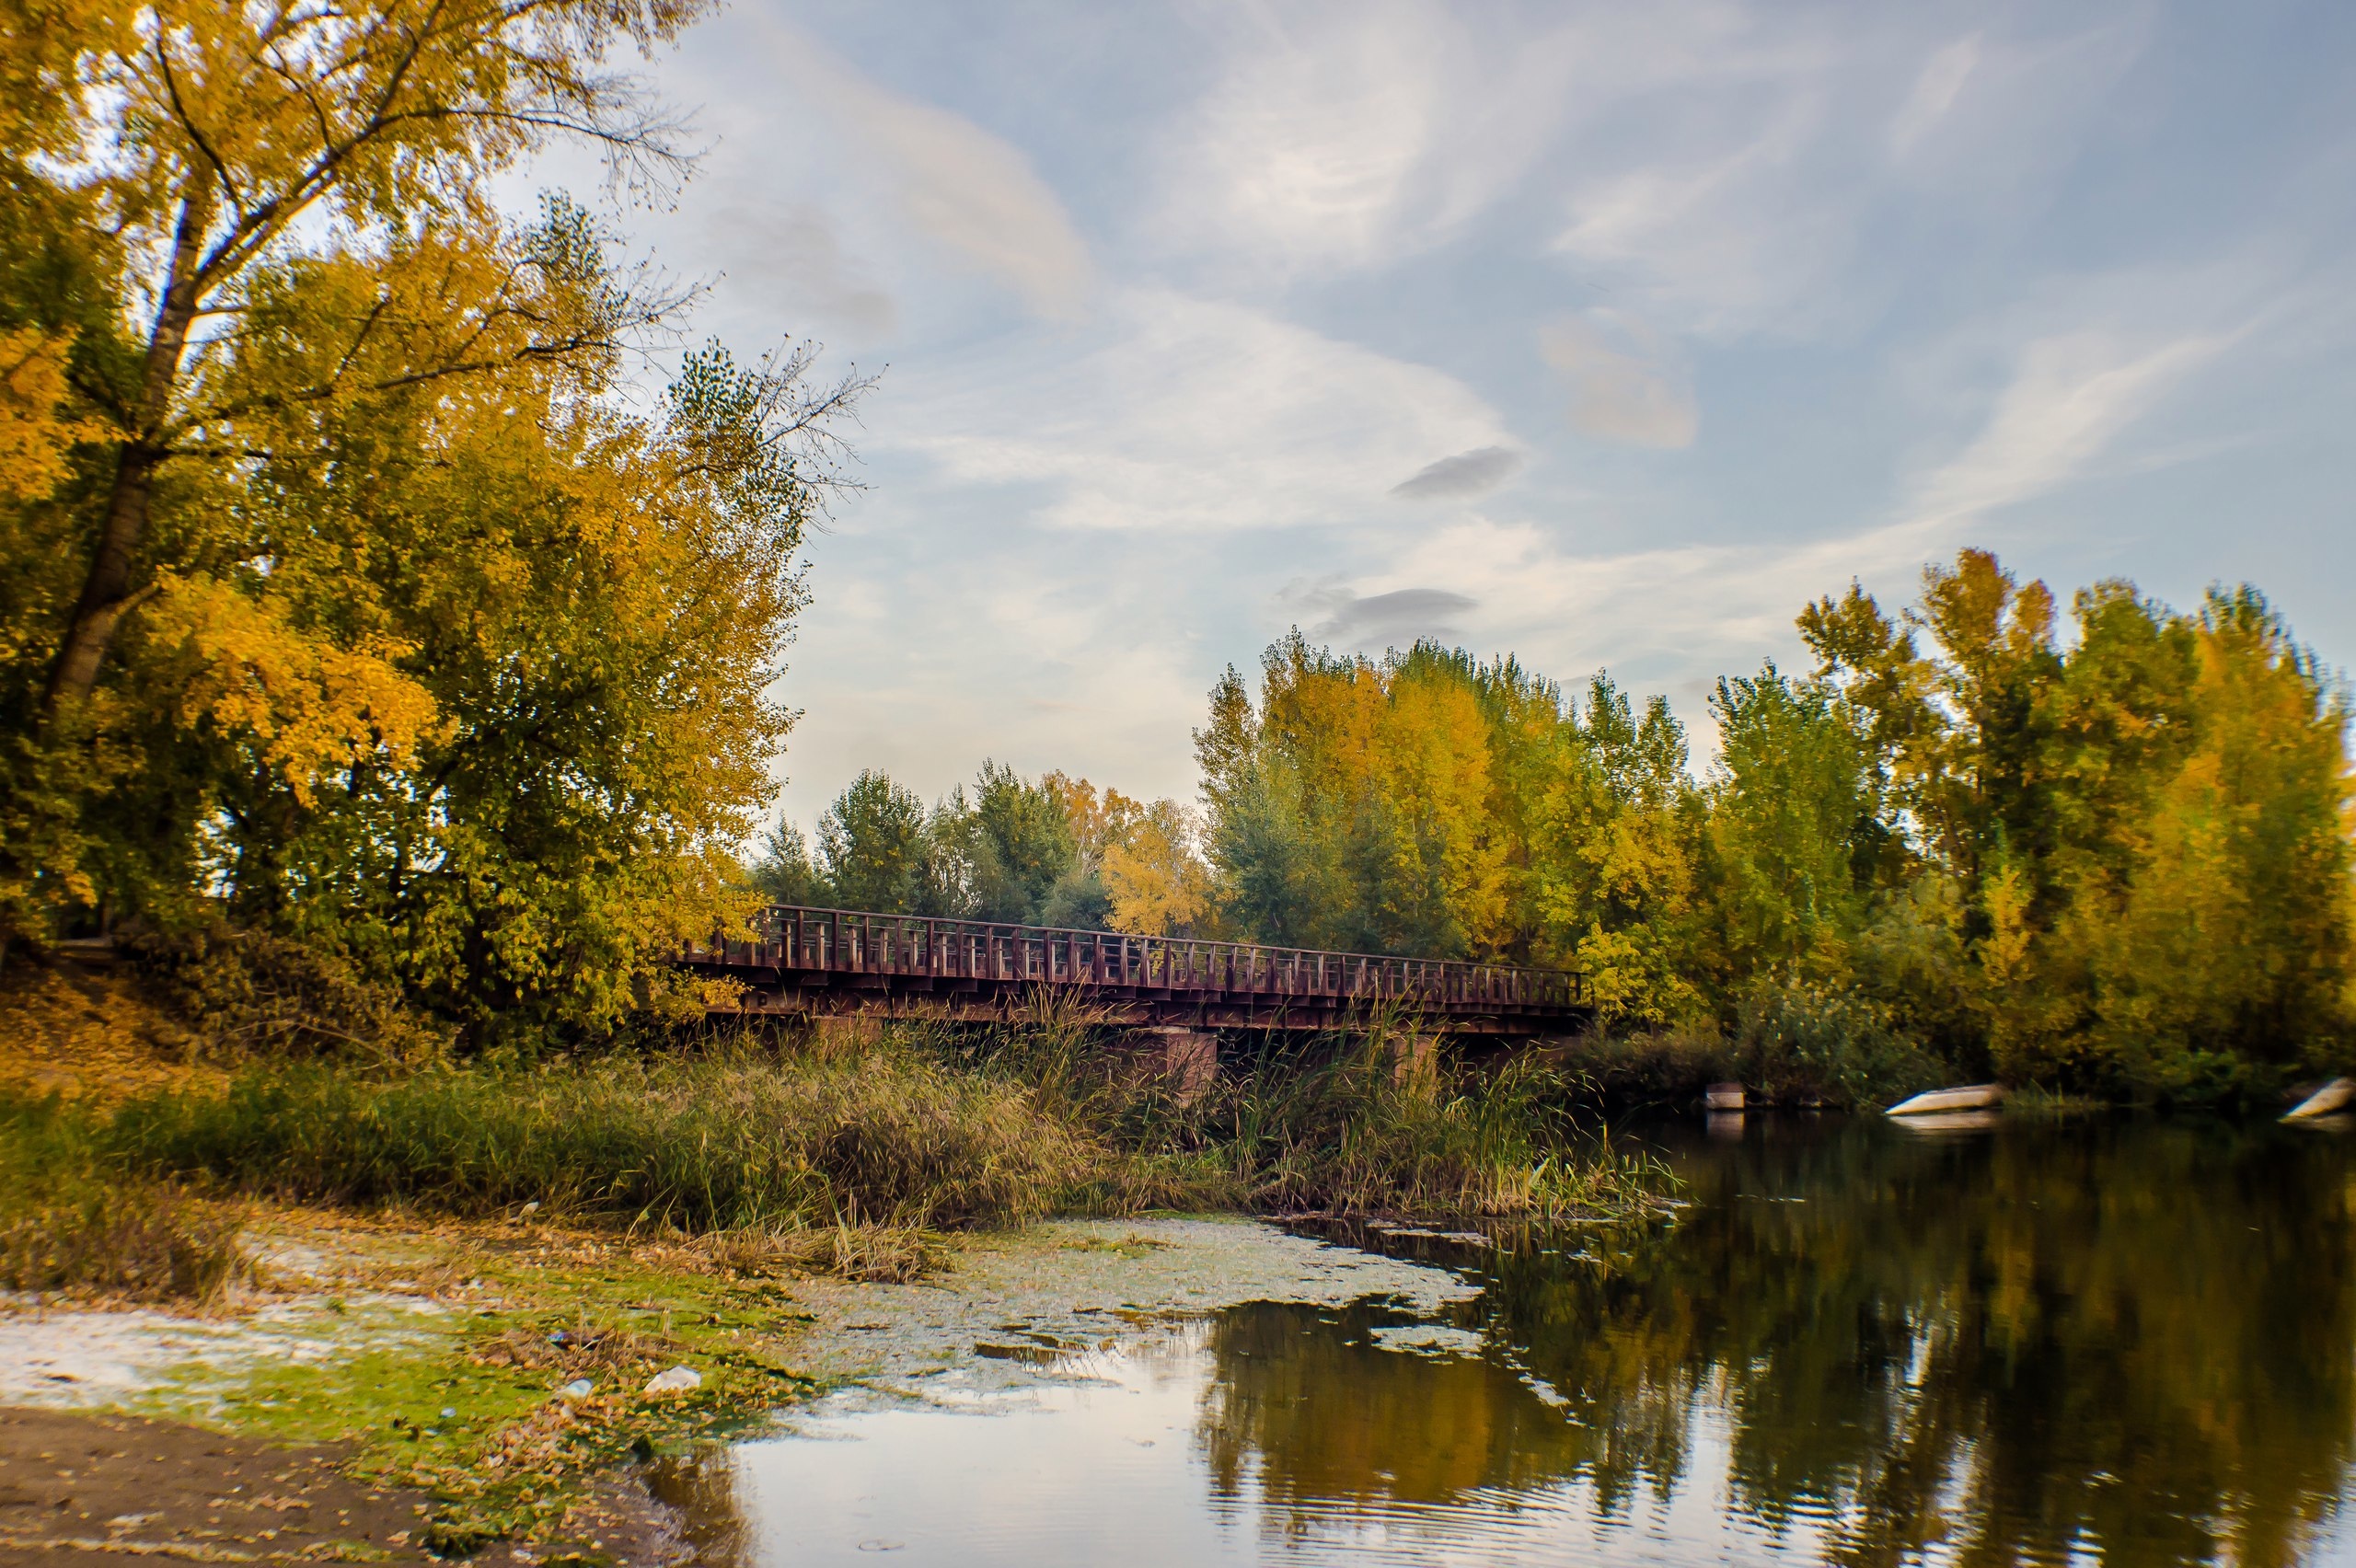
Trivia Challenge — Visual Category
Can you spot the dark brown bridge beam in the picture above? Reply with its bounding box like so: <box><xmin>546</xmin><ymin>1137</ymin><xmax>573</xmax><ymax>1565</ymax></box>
<box><xmin>676</xmin><ymin>905</ymin><xmax>1592</xmax><ymax>1036</ymax></box>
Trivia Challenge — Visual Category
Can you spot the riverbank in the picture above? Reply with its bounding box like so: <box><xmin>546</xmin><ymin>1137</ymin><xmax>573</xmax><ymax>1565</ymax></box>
<box><xmin>0</xmin><ymin>963</ymin><xmax>1657</xmax><ymax>1556</ymax></box>
<box><xmin>0</xmin><ymin>1207</ymin><xmax>1496</xmax><ymax>1562</ymax></box>
<box><xmin>1</xmin><ymin>963</ymin><xmax>1654</xmax><ymax>1286</ymax></box>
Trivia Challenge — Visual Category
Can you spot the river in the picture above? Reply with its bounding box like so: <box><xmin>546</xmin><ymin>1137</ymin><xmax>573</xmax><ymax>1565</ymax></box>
<box><xmin>661</xmin><ymin>1113</ymin><xmax>2356</xmax><ymax>1566</ymax></box>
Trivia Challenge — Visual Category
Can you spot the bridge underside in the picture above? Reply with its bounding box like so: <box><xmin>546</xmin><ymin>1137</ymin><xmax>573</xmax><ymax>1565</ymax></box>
<box><xmin>699</xmin><ymin>965</ymin><xmax>1588</xmax><ymax>1037</ymax></box>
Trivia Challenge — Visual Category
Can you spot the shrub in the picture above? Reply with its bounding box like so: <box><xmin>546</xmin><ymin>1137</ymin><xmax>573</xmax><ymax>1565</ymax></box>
<box><xmin>1735</xmin><ymin>979</ymin><xmax>1944</xmax><ymax>1109</ymax></box>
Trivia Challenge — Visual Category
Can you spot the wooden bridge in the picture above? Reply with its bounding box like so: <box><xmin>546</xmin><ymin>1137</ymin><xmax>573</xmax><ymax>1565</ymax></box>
<box><xmin>681</xmin><ymin>905</ymin><xmax>1590</xmax><ymax>1036</ymax></box>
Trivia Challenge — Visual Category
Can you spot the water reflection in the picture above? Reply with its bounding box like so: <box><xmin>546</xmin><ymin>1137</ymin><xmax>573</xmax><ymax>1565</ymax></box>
<box><xmin>696</xmin><ymin>1118</ymin><xmax>2356</xmax><ymax>1566</ymax></box>
<box><xmin>1499</xmin><ymin>1118</ymin><xmax>2356</xmax><ymax>1567</ymax></box>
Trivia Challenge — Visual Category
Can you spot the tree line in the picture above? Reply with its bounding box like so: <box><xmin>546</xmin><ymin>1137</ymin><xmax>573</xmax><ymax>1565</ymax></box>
<box><xmin>751</xmin><ymin>766</ymin><xmax>1210</xmax><ymax>935</ymax></box>
<box><xmin>3</xmin><ymin>0</ymin><xmax>2345</xmax><ymax>1098</ymax></box>
<box><xmin>782</xmin><ymin>551</ymin><xmax>2353</xmax><ymax>1101</ymax></box>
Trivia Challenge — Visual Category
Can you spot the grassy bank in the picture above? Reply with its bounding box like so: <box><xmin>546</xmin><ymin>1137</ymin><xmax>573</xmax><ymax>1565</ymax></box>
<box><xmin>1</xmin><ymin>999</ymin><xmax>1655</xmax><ymax>1302</ymax></box>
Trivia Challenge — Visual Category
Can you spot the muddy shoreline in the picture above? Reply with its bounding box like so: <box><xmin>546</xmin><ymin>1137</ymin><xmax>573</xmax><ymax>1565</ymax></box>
<box><xmin>0</xmin><ymin>1215</ymin><xmax>1480</xmax><ymax>1565</ymax></box>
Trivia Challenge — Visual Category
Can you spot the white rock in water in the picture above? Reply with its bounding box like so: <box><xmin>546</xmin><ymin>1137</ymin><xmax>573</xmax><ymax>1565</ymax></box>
<box><xmin>2284</xmin><ymin>1078</ymin><xmax>2356</xmax><ymax>1122</ymax></box>
<box><xmin>643</xmin><ymin>1366</ymin><xmax>702</xmax><ymax>1395</ymax></box>
<box><xmin>1887</xmin><ymin>1084</ymin><xmax>2006</xmax><ymax>1116</ymax></box>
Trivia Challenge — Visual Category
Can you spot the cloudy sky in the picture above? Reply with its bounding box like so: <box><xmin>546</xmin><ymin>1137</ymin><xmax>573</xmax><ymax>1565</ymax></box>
<box><xmin>539</xmin><ymin>0</ymin><xmax>2356</xmax><ymax>826</ymax></box>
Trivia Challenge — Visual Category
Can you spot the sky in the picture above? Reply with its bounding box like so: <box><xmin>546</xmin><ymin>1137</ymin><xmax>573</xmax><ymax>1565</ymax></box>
<box><xmin>530</xmin><ymin>0</ymin><xmax>2356</xmax><ymax>829</ymax></box>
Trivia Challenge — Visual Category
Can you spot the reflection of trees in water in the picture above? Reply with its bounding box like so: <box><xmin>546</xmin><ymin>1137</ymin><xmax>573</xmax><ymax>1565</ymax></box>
<box><xmin>1198</xmin><ymin>1122</ymin><xmax>2356</xmax><ymax>1566</ymax></box>
<box><xmin>642</xmin><ymin>1444</ymin><xmax>758</xmax><ymax>1568</ymax></box>
<box><xmin>1195</xmin><ymin>1299</ymin><xmax>1608</xmax><ymax>1511</ymax></box>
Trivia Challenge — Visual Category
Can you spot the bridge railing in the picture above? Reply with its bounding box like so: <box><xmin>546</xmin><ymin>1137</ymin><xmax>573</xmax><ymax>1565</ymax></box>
<box><xmin>687</xmin><ymin>905</ymin><xmax>1585</xmax><ymax>1012</ymax></box>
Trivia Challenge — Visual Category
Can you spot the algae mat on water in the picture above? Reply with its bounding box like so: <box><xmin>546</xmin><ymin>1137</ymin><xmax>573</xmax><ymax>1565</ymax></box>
<box><xmin>779</xmin><ymin>1216</ymin><xmax>1482</xmax><ymax>1400</ymax></box>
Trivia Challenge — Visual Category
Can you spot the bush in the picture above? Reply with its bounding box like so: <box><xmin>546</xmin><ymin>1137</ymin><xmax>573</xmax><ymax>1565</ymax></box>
<box><xmin>1538</xmin><ymin>1022</ymin><xmax>1743</xmax><ymax>1112</ymax></box>
<box><xmin>1542</xmin><ymin>981</ymin><xmax>1948</xmax><ymax>1113</ymax></box>
<box><xmin>127</xmin><ymin>925</ymin><xmax>453</xmax><ymax>1063</ymax></box>
<box><xmin>1734</xmin><ymin>979</ymin><xmax>1944</xmax><ymax>1109</ymax></box>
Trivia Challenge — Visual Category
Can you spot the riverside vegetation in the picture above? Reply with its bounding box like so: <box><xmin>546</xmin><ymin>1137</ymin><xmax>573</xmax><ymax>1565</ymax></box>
<box><xmin>1</xmin><ymin>990</ymin><xmax>1649</xmax><ymax>1305</ymax></box>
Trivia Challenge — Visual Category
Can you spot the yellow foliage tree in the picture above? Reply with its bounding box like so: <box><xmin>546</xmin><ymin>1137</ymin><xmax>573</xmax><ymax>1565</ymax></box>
<box><xmin>0</xmin><ymin>0</ymin><xmax>874</xmax><ymax>1040</ymax></box>
<box><xmin>1102</xmin><ymin>800</ymin><xmax>1214</xmax><ymax>937</ymax></box>
<box><xmin>24</xmin><ymin>0</ymin><xmax>710</xmax><ymax>708</ymax></box>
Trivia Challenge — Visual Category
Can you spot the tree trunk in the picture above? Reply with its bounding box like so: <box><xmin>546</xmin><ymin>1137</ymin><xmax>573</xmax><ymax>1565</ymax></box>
<box><xmin>41</xmin><ymin>185</ymin><xmax>214</xmax><ymax>711</ymax></box>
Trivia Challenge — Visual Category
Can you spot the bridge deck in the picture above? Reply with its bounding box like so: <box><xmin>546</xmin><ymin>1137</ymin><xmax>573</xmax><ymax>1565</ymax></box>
<box><xmin>682</xmin><ymin>905</ymin><xmax>1589</xmax><ymax>1034</ymax></box>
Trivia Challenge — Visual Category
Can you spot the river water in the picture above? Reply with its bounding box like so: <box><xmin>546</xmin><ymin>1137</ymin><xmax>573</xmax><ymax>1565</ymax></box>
<box><xmin>668</xmin><ymin>1114</ymin><xmax>2356</xmax><ymax>1567</ymax></box>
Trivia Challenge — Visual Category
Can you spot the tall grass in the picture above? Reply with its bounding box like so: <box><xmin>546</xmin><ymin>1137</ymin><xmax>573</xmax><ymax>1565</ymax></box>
<box><xmin>0</xmin><ymin>1095</ymin><xmax>252</xmax><ymax>1301</ymax></box>
<box><xmin>101</xmin><ymin>1047</ymin><xmax>1098</xmax><ymax>1230</ymax></box>
<box><xmin>0</xmin><ymin>1005</ymin><xmax>1656</xmax><ymax>1290</ymax></box>
<box><xmin>944</xmin><ymin>998</ymin><xmax>1652</xmax><ymax>1219</ymax></box>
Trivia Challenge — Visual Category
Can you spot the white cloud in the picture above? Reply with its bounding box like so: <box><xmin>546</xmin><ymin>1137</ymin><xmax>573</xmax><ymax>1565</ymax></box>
<box><xmin>1888</xmin><ymin>34</ymin><xmax>1981</xmax><ymax>156</ymax></box>
<box><xmin>1164</xmin><ymin>4</ymin><xmax>1448</xmax><ymax>277</ymax></box>
<box><xmin>1541</xmin><ymin>17</ymin><xmax>2147</xmax><ymax>342</ymax></box>
<box><xmin>888</xmin><ymin>287</ymin><xmax>1511</xmax><ymax>533</ymax></box>
<box><xmin>1549</xmin><ymin>98</ymin><xmax>1858</xmax><ymax>341</ymax></box>
<box><xmin>765</xmin><ymin>23</ymin><xmax>1093</xmax><ymax>319</ymax></box>
<box><xmin>1539</xmin><ymin>313</ymin><xmax>1698</xmax><ymax>447</ymax></box>
<box><xmin>1905</xmin><ymin>331</ymin><xmax>2230</xmax><ymax>525</ymax></box>
<box><xmin>1149</xmin><ymin>1</ymin><xmax>1619</xmax><ymax>281</ymax></box>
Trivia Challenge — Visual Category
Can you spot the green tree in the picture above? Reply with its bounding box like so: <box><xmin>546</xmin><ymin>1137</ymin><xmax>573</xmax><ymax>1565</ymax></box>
<box><xmin>1530</xmin><ymin>677</ymin><xmax>1701</xmax><ymax>1022</ymax></box>
<box><xmin>748</xmin><ymin>819</ymin><xmax>826</xmax><ymax>907</ymax></box>
<box><xmin>814</xmin><ymin>770</ymin><xmax>930</xmax><ymax>915</ymax></box>
<box><xmin>953</xmin><ymin>761</ymin><xmax>1080</xmax><ymax>925</ymax></box>
<box><xmin>1699</xmin><ymin>663</ymin><xmax>1877</xmax><ymax>986</ymax></box>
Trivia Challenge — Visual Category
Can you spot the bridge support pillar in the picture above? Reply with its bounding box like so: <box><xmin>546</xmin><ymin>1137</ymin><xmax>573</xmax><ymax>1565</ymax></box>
<box><xmin>1385</xmin><ymin>1031</ymin><xmax>1440</xmax><ymax>1091</ymax></box>
<box><xmin>1117</xmin><ymin>1027</ymin><xmax>1218</xmax><ymax>1105</ymax></box>
<box><xmin>807</xmin><ymin>1013</ymin><xmax>883</xmax><ymax>1056</ymax></box>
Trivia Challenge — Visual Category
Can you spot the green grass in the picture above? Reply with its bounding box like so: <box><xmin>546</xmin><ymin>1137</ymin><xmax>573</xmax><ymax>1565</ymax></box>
<box><xmin>0</xmin><ymin>1095</ymin><xmax>252</xmax><ymax>1301</ymax></box>
<box><xmin>99</xmin><ymin>1045</ymin><xmax>1096</xmax><ymax>1231</ymax></box>
<box><xmin>0</xmin><ymin>1005</ymin><xmax>1657</xmax><ymax>1301</ymax></box>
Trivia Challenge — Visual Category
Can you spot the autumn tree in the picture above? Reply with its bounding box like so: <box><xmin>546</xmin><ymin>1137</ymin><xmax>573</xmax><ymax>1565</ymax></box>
<box><xmin>27</xmin><ymin>0</ymin><xmax>709</xmax><ymax>708</ymax></box>
<box><xmin>1806</xmin><ymin>551</ymin><xmax>2354</xmax><ymax>1095</ymax></box>
<box><xmin>0</xmin><ymin>0</ymin><xmax>873</xmax><ymax>1043</ymax></box>
<box><xmin>1102</xmin><ymin>799</ymin><xmax>1214</xmax><ymax>937</ymax></box>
